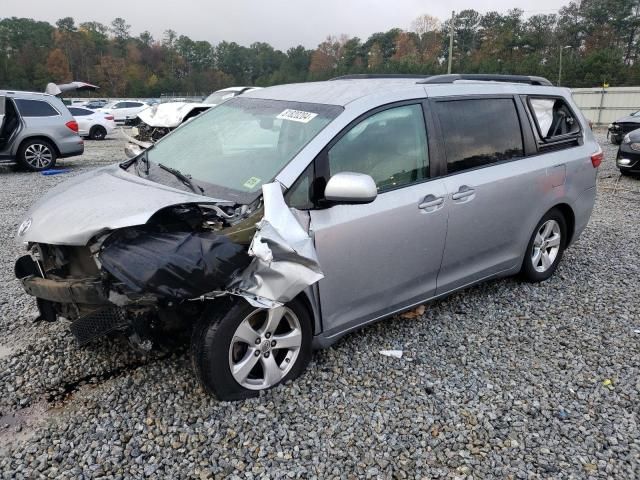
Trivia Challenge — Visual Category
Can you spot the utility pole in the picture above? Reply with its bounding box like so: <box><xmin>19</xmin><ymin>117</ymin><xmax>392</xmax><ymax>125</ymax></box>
<box><xmin>558</xmin><ymin>45</ymin><xmax>572</xmax><ymax>86</ymax></box>
<box><xmin>447</xmin><ymin>10</ymin><xmax>455</xmax><ymax>74</ymax></box>
<box><xmin>558</xmin><ymin>47</ymin><xmax>563</xmax><ymax>86</ymax></box>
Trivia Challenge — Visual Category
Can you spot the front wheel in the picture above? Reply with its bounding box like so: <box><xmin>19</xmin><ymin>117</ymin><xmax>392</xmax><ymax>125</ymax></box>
<box><xmin>191</xmin><ymin>297</ymin><xmax>312</xmax><ymax>400</ymax></box>
<box><xmin>520</xmin><ymin>209</ymin><xmax>567</xmax><ymax>283</ymax></box>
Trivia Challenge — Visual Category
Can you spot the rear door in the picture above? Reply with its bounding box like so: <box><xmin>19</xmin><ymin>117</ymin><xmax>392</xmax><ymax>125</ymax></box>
<box><xmin>307</xmin><ymin>102</ymin><xmax>449</xmax><ymax>335</ymax></box>
<box><xmin>432</xmin><ymin>96</ymin><xmax>545</xmax><ymax>294</ymax></box>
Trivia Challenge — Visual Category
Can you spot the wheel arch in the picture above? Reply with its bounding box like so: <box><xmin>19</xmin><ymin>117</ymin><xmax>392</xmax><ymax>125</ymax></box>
<box><xmin>552</xmin><ymin>203</ymin><xmax>576</xmax><ymax>246</ymax></box>
<box><xmin>17</xmin><ymin>135</ymin><xmax>61</xmax><ymax>157</ymax></box>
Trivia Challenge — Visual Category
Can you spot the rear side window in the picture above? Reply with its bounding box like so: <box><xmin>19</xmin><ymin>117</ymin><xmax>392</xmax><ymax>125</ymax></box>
<box><xmin>15</xmin><ymin>99</ymin><xmax>59</xmax><ymax>117</ymax></box>
<box><xmin>435</xmin><ymin>98</ymin><xmax>524</xmax><ymax>174</ymax></box>
<box><xmin>528</xmin><ymin>97</ymin><xmax>580</xmax><ymax>144</ymax></box>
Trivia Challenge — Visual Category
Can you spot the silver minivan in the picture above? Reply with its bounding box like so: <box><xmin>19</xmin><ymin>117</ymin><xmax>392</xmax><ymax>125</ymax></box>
<box><xmin>0</xmin><ymin>90</ymin><xmax>84</xmax><ymax>171</ymax></box>
<box><xmin>15</xmin><ymin>75</ymin><xmax>600</xmax><ymax>400</ymax></box>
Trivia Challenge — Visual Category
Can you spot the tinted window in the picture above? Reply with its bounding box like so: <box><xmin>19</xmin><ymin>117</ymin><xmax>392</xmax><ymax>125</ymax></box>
<box><xmin>528</xmin><ymin>97</ymin><xmax>580</xmax><ymax>140</ymax></box>
<box><xmin>15</xmin><ymin>99</ymin><xmax>59</xmax><ymax>117</ymax></box>
<box><xmin>435</xmin><ymin>98</ymin><xmax>523</xmax><ymax>174</ymax></box>
<box><xmin>68</xmin><ymin>107</ymin><xmax>92</xmax><ymax>116</ymax></box>
<box><xmin>126</xmin><ymin>102</ymin><xmax>143</xmax><ymax>108</ymax></box>
<box><xmin>328</xmin><ymin>104</ymin><xmax>429</xmax><ymax>192</ymax></box>
<box><xmin>113</xmin><ymin>102</ymin><xmax>126</xmax><ymax>109</ymax></box>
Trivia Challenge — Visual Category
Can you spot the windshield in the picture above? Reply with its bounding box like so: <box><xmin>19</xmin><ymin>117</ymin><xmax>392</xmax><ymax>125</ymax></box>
<box><xmin>203</xmin><ymin>91</ymin><xmax>241</xmax><ymax>104</ymax></box>
<box><xmin>146</xmin><ymin>97</ymin><xmax>342</xmax><ymax>202</ymax></box>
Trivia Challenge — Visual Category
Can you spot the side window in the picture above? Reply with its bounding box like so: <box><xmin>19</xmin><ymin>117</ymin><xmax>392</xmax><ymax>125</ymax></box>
<box><xmin>286</xmin><ymin>162</ymin><xmax>315</xmax><ymax>210</ymax></box>
<box><xmin>69</xmin><ymin>107</ymin><xmax>91</xmax><ymax>116</ymax></box>
<box><xmin>435</xmin><ymin>98</ymin><xmax>523</xmax><ymax>174</ymax></box>
<box><xmin>528</xmin><ymin>97</ymin><xmax>580</xmax><ymax>142</ymax></box>
<box><xmin>129</xmin><ymin>102</ymin><xmax>143</xmax><ymax>108</ymax></box>
<box><xmin>328</xmin><ymin>104</ymin><xmax>428</xmax><ymax>192</ymax></box>
<box><xmin>113</xmin><ymin>102</ymin><xmax>126</xmax><ymax>109</ymax></box>
<box><xmin>14</xmin><ymin>99</ymin><xmax>59</xmax><ymax>117</ymax></box>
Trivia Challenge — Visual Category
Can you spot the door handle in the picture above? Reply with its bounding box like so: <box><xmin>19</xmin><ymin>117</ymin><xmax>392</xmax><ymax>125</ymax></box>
<box><xmin>418</xmin><ymin>194</ymin><xmax>444</xmax><ymax>210</ymax></box>
<box><xmin>451</xmin><ymin>185</ymin><xmax>475</xmax><ymax>201</ymax></box>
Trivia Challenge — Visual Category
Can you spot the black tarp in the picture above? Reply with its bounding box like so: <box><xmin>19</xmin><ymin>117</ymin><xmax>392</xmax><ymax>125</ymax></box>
<box><xmin>99</xmin><ymin>227</ymin><xmax>251</xmax><ymax>299</ymax></box>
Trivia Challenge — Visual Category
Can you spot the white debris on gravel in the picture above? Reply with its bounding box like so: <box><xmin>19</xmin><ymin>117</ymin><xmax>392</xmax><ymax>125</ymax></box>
<box><xmin>0</xmin><ymin>130</ymin><xmax>638</xmax><ymax>478</ymax></box>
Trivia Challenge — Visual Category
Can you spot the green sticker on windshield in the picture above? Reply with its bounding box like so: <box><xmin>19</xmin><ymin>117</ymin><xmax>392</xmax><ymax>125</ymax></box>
<box><xmin>243</xmin><ymin>176</ymin><xmax>261</xmax><ymax>190</ymax></box>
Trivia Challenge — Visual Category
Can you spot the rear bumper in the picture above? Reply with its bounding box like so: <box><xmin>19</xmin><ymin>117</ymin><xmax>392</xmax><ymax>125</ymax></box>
<box><xmin>57</xmin><ymin>136</ymin><xmax>84</xmax><ymax>158</ymax></box>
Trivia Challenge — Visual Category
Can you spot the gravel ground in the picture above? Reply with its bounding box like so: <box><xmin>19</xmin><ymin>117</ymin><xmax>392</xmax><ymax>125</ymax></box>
<box><xmin>0</xmin><ymin>130</ymin><xmax>638</xmax><ymax>479</ymax></box>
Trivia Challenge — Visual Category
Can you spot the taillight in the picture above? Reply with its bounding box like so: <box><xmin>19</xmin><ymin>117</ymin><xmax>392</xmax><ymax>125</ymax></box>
<box><xmin>591</xmin><ymin>146</ymin><xmax>604</xmax><ymax>168</ymax></box>
<box><xmin>105</xmin><ymin>115</ymin><xmax>114</xmax><ymax>121</ymax></box>
<box><xmin>65</xmin><ymin>120</ymin><xmax>79</xmax><ymax>133</ymax></box>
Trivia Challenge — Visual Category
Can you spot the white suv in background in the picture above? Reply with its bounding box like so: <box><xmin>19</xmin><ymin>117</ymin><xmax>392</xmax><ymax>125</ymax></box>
<box><xmin>68</xmin><ymin>107</ymin><xmax>117</xmax><ymax>140</ymax></box>
<box><xmin>98</xmin><ymin>100</ymin><xmax>149</xmax><ymax>123</ymax></box>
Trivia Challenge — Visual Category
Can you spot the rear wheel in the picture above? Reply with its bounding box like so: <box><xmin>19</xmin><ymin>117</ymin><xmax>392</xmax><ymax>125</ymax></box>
<box><xmin>191</xmin><ymin>297</ymin><xmax>312</xmax><ymax>400</ymax></box>
<box><xmin>521</xmin><ymin>209</ymin><xmax>567</xmax><ymax>282</ymax></box>
<box><xmin>17</xmin><ymin>139</ymin><xmax>57</xmax><ymax>171</ymax></box>
<box><xmin>89</xmin><ymin>126</ymin><xmax>107</xmax><ymax>140</ymax></box>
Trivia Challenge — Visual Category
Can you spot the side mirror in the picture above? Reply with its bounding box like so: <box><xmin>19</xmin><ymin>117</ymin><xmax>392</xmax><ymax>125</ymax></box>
<box><xmin>324</xmin><ymin>172</ymin><xmax>377</xmax><ymax>204</ymax></box>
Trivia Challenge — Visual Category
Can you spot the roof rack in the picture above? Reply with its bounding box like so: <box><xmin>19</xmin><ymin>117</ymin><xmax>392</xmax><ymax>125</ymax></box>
<box><xmin>330</xmin><ymin>74</ymin><xmax>430</xmax><ymax>80</ymax></box>
<box><xmin>417</xmin><ymin>74</ymin><xmax>553</xmax><ymax>86</ymax></box>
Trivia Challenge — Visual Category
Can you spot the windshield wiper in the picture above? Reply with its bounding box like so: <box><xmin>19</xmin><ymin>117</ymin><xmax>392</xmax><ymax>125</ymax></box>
<box><xmin>158</xmin><ymin>163</ymin><xmax>204</xmax><ymax>195</ymax></box>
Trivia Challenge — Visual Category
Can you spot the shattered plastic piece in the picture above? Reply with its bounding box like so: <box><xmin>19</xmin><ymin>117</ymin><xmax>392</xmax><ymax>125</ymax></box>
<box><xmin>99</xmin><ymin>227</ymin><xmax>251</xmax><ymax>299</ymax></box>
<box><xmin>379</xmin><ymin>350</ymin><xmax>403</xmax><ymax>359</ymax></box>
<box><xmin>602</xmin><ymin>378</ymin><xmax>614</xmax><ymax>389</ymax></box>
<box><xmin>231</xmin><ymin>182</ymin><xmax>324</xmax><ymax>305</ymax></box>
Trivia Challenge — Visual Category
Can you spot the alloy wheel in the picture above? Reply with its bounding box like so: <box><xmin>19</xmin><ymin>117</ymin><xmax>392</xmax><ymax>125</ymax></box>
<box><xmin>531</xmin><ymin>219</ymin><xmax>561</xmax><ymax>273</ymax></box>
<box><xmin>228</xmin><ymin>306</ymin><xmax>302</xmax><ymax>390</ymax></box>
<box><xmin>24</xmin><ymin>144</ymin><xmax>53</xmax><ymax>169</ymax></box>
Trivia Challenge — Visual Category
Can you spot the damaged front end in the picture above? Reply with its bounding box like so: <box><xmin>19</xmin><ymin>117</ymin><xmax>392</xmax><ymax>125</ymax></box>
<box><xmin>15</xmin><ymin>183</ymin><xmax>322</xmax><ymax>349</ymax></box>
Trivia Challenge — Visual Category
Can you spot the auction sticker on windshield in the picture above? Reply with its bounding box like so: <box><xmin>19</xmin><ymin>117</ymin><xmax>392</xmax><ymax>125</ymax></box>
<box><xmin>277</xmin><ymin>109</ymin><xmax>318</xmax><ymax>123</ymax></box>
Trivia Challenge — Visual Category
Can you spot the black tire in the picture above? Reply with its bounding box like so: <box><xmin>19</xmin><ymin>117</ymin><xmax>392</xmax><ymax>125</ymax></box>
<box><xmin>620</xmin><ymin>169</ymin><xmax>632</xmax><ymax>177</ymax></box>
<box><xmin>610</xmin><ymin>135</ymin><xmax>622</xmax><ymax>145</ymax></box>
<box><xmin>520</xmin><ymin>208</ymin><xmax>567</xmax><ymax>283</ymax></box>
<box><xmin>17</xmin><ymin>138</ymin><xmax>57</xmax><ymax>171</ymax></box>
<box><xmin>191</xmin><ymin>296</ymin><xmax>313</xmax><ymax>400</ymax></box>
<box><xmin>89</xmin><ymin>126</ymin><xmax>107</xmax><ymax>140</ymax></box>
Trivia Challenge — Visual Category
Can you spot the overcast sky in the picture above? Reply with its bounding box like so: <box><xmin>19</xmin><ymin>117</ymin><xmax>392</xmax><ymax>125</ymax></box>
<box><xmin>4</xmin><ymin>0</ymin><xmax>570</xmax><ymax>50</ymax></box>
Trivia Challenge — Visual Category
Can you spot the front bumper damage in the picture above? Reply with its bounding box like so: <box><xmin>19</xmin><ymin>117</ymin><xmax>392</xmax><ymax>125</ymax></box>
<box><xmin>15</xmin><ymin>183</ymin><xmax>323</xmax><ymax>347</ymax></box>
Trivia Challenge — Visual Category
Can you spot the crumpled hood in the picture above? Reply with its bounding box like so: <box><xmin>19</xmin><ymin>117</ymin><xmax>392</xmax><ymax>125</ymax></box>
<box><xmin>137</xmin><ymin>102</ymin><xmax>212</xmax><ymax>128</ymax></box>
<box><xmin>613</xmin><ymin>115</ymin><xmax>640</xmax><ymax>124</ymax></box>
<box><xmin>17</xmin><ymin>164</ymin><xmax>223</xmax><ymax>246</ymax></box>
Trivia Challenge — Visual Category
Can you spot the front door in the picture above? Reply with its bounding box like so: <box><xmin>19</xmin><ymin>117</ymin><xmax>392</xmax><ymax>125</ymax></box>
<box><xmin>309</xmin><ymin>103</ymin><xmax>449</xmax><ymax>336</ymax></box>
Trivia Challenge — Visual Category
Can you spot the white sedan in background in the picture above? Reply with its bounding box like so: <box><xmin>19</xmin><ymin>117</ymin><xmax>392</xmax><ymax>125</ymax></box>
<box><xmin>97</xmin><ymin>100</ymin><xmax>149</xmax><ymax>123</ymax></box>
<box><xmin>68</xmin><ymin>107</ymin><xmax>117</xmax><ymax>140</ymax></box>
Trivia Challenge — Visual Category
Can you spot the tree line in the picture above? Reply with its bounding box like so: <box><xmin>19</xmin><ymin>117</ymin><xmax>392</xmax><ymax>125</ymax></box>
<box><xmin>1</xmin><ymin>0</ymin><xmax>640</xmax><ymax>97</ymax></box>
